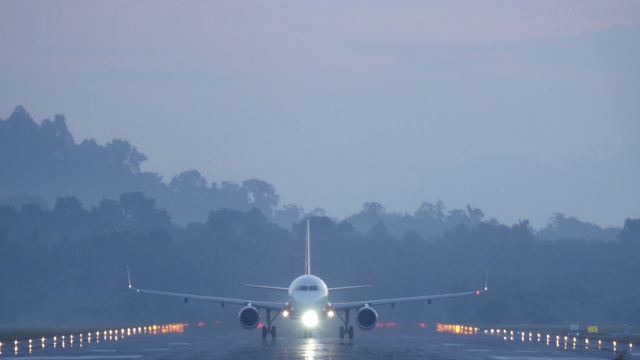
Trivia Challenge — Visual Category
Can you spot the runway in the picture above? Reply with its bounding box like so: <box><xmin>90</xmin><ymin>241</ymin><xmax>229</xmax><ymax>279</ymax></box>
<box><xmin>0</xmin><ymin>323</ymin><xmax>633</xmax><ymax>360</ymax></box>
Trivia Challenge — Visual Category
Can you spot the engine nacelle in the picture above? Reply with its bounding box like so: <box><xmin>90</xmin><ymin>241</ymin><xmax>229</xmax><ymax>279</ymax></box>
<box><xmin>238</xmin><ymin>306</ymin><xmax>260</xmax><ymax>329</ymax></box>
<box><xmin>356</xmin><ymin>306</ymin><xmax>378</xmax><ymax>330</ymax></box>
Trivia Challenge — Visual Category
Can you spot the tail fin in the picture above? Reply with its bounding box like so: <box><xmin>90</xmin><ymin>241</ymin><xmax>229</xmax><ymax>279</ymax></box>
<box><xmin>305</xmin><ymin>219</ymin><xmax>311</xmax><ymax>275</ymax></box>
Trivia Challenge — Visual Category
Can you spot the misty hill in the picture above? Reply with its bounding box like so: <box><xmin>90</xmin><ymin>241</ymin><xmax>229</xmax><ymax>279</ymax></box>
<box><xmin>0</xmin><ymin>106</ymin><xmax>298</xmax><ymax>227</ymax></box>
<box><xmin>0</xmin><ymin>105</ymin><xmax>622</xmax><ymax>240</ymax></box>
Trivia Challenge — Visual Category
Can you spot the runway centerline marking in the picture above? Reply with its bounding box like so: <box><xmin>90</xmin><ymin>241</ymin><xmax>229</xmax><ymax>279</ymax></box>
<box><xmin>443</xmin><ymin>343</ymin><xmax>464</xmax><ymax>346</ymax></box>
<box><xmin>90</xmin><ymin>349</ymin><xmax>117</xmax><ymax>352</ymax></box>
<box><xmin>141</xmin><ymin>348</ymin><xmax>169</xmax><ymax>351</ymax></box>
<box><xmin>465</xmin><ymin>349</ymin><xmax>490</xmax><ymax>352</ymax></box>
<box><xmin>168</xmin><ymin>342</ymin><xmax>190</xmax><ymax>345</ymax></box>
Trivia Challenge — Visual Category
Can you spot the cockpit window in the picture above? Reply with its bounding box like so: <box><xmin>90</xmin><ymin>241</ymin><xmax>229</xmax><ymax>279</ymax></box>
<box><xmin>295</xmin><ymin>285</ymin><xmax>319</xmax><ymax>291</ymax></box>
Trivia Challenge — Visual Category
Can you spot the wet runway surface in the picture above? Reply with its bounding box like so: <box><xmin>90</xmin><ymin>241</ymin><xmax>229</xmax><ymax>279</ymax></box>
<box><xmin>1</xmin><ymin>323</ymin><xmax>633</xmax><ymax>359</ymax></box>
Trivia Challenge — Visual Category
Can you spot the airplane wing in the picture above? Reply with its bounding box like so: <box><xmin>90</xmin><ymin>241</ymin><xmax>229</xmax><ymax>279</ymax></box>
<box><xmin>328</xmin><ymin>285</ymin><xmax>370</xmax><ymax>291</ymax></box>
<box><xmin>245</xmin><ymin>284</ymin><xmax>289</xmax><ymax>291</ymax></box>
<box><xmin>331</xmin><ymin>287</ymin><xmax>486</xmax><ymax>311</ymax></box>
<box><xmin>128</xmin><ymin>267</ymin><xmax>284</xmax><ymax>311</ymax></box>
<box><xmin>332</xmin><ymin>273</ymin><xmax>488</xmax><ymax>311</ymax></box>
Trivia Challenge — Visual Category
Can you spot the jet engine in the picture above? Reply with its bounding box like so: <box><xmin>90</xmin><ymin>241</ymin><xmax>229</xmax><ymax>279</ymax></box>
<box><xmin>356</xmin><ymin>306</ymin><xmax>378</xmax><ymax>330</ymax></box>
<box><xmin>238</xmin><ymin>306</ymin><xmax>260</xmax><ymax>329</ymax></box>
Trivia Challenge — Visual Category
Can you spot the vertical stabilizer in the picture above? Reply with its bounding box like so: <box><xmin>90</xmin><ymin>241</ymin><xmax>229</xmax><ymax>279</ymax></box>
<box><xmin>305</xmin><ymin>219</ymin><xmax>311</xmax><ymax>275</ymax></box>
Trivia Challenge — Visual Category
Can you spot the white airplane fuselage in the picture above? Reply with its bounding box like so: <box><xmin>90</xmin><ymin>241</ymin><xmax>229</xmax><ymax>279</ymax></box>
<box><xmin>286</xmin><ymin>275</ymin><xmax>331</xmax><ymax>324</ymax></box>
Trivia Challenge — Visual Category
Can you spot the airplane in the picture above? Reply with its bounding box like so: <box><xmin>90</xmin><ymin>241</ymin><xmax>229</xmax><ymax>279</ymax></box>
<box><xmin>127</xmin><ymin>219</ymin><xmax>488</xmax><ymax>340</ymax></box>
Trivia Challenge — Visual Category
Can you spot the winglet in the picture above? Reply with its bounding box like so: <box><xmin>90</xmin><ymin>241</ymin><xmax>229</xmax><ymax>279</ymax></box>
<box><xmin>484</xmin><ymin>269</ymin><xmax>489</xmax><ymax>292</ymax></box>
<box><xmin>127</xmin><ymin>265</ymin><xmax>132</xmax><ymax>289</ymax></box>
<box><xmin>305</xmin><ymin>219</ymin><xmax>311</xmax><ymax>275</ymax></box>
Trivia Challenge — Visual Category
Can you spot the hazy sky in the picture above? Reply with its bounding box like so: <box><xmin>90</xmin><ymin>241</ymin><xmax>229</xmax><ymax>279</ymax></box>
<box><xmin>1</xmin><ymin>1</ymin><xmax>639</xmax><ymax>228</ymax></box>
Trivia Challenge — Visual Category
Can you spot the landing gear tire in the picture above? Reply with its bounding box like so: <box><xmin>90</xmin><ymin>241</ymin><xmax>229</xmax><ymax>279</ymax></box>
<box><xmin>271</xmin><ymin>326</ymin><xmax>276</xmax><ymax>339</ymax></box>
<box><xmin>348</xmin><ymin>326</ymin><xmax>354</xmax><ymax>340</ymax></box>
<box><xmin>339</xmin><ymin>326</ymin><xmax>345</xmax><ymax>339</ymax></box>
<box><xmin>262</xmin><ymin>326</ymin><xmax>268</xmax><ymax>339</ymax></box>
<box><xmin>304</xmin><ymin>329</ymin><xmax>312</xmax><ymax>338</ymax></box>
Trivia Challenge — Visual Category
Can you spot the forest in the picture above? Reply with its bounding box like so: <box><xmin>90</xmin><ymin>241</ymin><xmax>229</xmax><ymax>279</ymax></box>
<box><xmin>1</xmin><ymin>106</ymin><xmax>638</xmax><ymax>328</ymax></box>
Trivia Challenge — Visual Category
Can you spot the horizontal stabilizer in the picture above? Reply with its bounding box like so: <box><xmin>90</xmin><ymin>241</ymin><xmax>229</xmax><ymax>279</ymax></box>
<box><xmin>245</xmin><ymin>284</ymin><xmax>289</xmax><ymax>291</ymax></box>
<box><xmin>328</xmin><ymin>285</ymin><xmax>370</xmax><ymax>291</ymax></box>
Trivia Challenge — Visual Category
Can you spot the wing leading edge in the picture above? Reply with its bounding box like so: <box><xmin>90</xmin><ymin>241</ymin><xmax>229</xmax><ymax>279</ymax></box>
<box><xmin>332</xmin><ymin>288</ymin><xmax>485</xmax><ymax>311</ymax></box>
<box><xmin>127</xmin><ymin>266</ymin><xmax>284</xmax><ymax>311</ymax></box>
<box><xmin>332</xmin><ymin>274</ymin><xmax>489</xmax><ymax>311</ymax></box>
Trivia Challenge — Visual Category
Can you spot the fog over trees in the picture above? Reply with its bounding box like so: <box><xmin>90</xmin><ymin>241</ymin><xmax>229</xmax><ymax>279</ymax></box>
<box><xmin>1</xmin><ymin>106</ymin><xmax>638</xmax><ymax>327</ymax></box>
<box><xmin>0</xmin><ymin>106</ymin><xmax>287</xmax><ymax>227</ymax></box>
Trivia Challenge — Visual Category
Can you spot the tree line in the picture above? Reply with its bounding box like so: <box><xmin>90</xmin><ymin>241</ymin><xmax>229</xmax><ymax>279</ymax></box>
<box><xmin>0</xmin><ymin>194</ymin><xmax>638</xmax><ymax>327</ymax></box>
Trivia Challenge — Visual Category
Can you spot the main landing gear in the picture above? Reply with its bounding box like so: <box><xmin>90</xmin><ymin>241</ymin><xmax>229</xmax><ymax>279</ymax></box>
<box><xmin>261</xmin><ymin>309</ymin><xmax>278</xmax><ymax>340</ymax></box>
<box><xmin>262</xmin><ymin>325</ymin><xmax>276</xmax><ymax>339</ymax></box>
<box><xmin>337</xmin><ymin>309</ymin><xmax>354</xmax><ymax>340</ymax></box>
<box><xmin>339</xmin><ymin>326</ymin><xmax>353</xmax><ymax>340</ymax></box>
<box><xmin>303</xmin><ymin>329</ymin><xmax>312</xmax><ymax>338</ymax></box>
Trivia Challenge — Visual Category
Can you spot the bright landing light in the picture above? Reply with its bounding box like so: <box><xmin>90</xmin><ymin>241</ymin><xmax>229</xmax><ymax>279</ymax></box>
<box><xmin>301</xmin><ymin>311</ymin><xmax>319</xmax><ymax>328</ymax></box>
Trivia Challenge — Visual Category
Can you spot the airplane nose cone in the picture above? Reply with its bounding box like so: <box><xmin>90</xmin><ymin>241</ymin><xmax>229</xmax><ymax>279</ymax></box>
<box><xmin>291</xmin><ymin>293</ymin><xmax>327</xmax><ymax>314</ymax></box>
